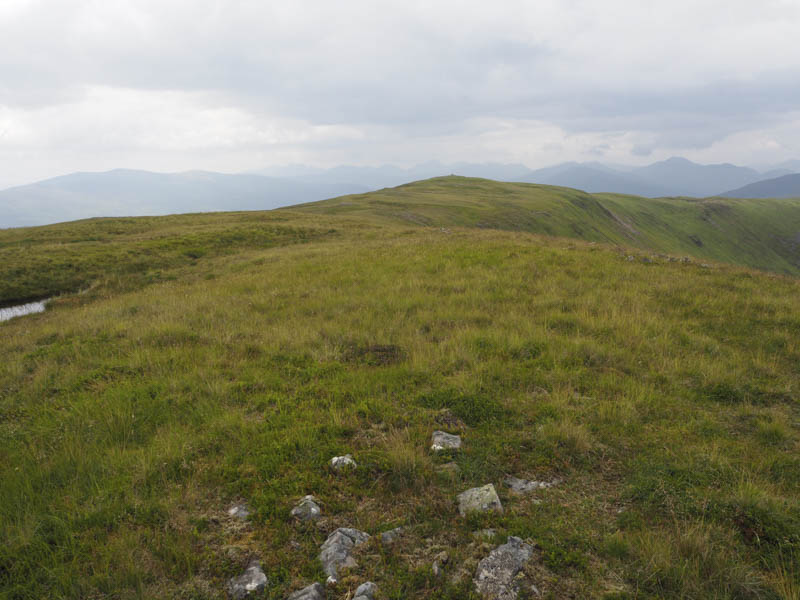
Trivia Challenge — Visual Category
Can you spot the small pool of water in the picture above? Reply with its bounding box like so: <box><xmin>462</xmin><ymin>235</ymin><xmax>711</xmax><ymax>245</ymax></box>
<box><xmin>0</xmin><ymin>300</ymin><xmax>48</xmax><ymax>322</ymax></box>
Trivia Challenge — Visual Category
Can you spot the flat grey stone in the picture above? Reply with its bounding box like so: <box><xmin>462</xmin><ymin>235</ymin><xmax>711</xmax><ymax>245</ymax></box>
<box><xmin>504</xmin><ymin>476</ymin><xmax>559</xmax><ymax>495</ymax></box>
<box><xmin>319</xmin><ymin>527</ymin><xmax>370</xmax><ymax>583</ymax></box>
<box><xmin>457</xmin><ymin>484</ymin><xmax>503</xmax><ymax>517</ymax></box>
<box><xmin>291</xmin><ymin>495</ymin><xmax>322</xmax><ymax>522</ymax></box>
<box><xmin>329</xmin><ymin>454</ymin><xmax>357</xmax><ymax>471</ymax></box>
<box><xmin>380</xmin><ymin>526</ymin><xmax>404</xmax><ymax>545</ymax></box>
<box><xmin>431</xmin><ymin>430</ymin><xmax>462</xmax><ymax>451</ymax></box>
<box><xmin>287</xmin><ymin>582</ymin><xmax>325</xmax><ymax>600</ymax></box>
<box><xmin>226</xmin><ymin>559</ymin><xmax>268</xmax><ymax>599</ymax></box>
<box><xmin>353</xmin><ymin>581</ymin><xmax>377</xmax><ymax>600</ymax></box>
<box><xmin>227</xmin><ymin>502</ymin><xmax>250</xmax><ymax>520</ymax></box>
<box><xmin>474</xmin><ymin>537</ymin><xmax>535</xmax><ymax>600</ymax></box>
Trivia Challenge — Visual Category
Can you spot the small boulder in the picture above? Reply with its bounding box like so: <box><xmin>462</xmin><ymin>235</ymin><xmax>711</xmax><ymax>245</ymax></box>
<box><xmin>319</xmin><ymin>527</ymin><xmax>370</xmax><ymax>583</ymax></box>
<box><xmin>329</xmin><ymin>454</ymin><xmax>357</xmax><ymax>471</ymax></box>
<box><xmin>226</xmin><ymin>559</ymin><xmax>268</xmax><ymax>599</ymax></box>
<box><xmin>457</xmin><ymin>484</ymin><xmax>503</xmax><ymax>517</ymax></box>
<box><xmin>287</xmin><ymin>582</ymin><xmax>326</xmax><ymax>600</ymax></box>
<box><xmin>227</xmin><ymin>502</ymin><xmax>250</xmax><ymax>520</ymax></box>
<box><xmin>291</xmin><ymin>495</ymin><xmax>322</xmax><ymax>522</ymax></box>
<box><xmin>431</xmin><ymin>430</ymin><xmax>462</xmax><ymax>452</ymax></box>
<box><xmin>353</xmin><ymin>581</ymin><xmax>378</xmax><ymax>600</ymax></box>
<box><xmin>432</xmin><ymin>551</ymin><xmax>449</xmax><ymax>577</ymax></box>
<box><xmin>474</xmin><ymin>537</ymin><xmax>534</xmax><ymax>600</ymax></box>
<box><xmin>380</xmin><ymin>526</ymin><xmax>404</xmax><ymax>545</ymax></box>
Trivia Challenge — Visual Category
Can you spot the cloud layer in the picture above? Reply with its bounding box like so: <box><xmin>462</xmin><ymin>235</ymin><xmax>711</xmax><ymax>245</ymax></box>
<box><xmin>1</xmin><ymin>0</ymin><xmax>800</xmax><ymax>187</ymax></box>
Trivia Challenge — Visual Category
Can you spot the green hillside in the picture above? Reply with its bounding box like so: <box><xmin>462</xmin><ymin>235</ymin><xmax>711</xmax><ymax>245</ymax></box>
<box><xmin>1</xmin><ymin>184</ymin><xmax>799</xmax><ymax>599</ymax></box>
<box><xmin>294</xmin><ymin>176</ymin><xmax>800</xmax><ymax>275</ymax></box>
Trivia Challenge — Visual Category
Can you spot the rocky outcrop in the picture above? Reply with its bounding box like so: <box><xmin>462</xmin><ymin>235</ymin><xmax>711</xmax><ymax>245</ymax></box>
<box><xmin>474</xmin><ymin>537</ymin><xmax>535</xmax><ymax>600</ymax></box>
<box><xmin>319</xmin><ymin>527</ymin><xmax>370</xmax><ymax>583</ymax></box>
<box><xmin>226</xmin><ymin>559</ymin><xmax>268</xmax><ymax>599</ymax></box>
<box><xmin>457</xmin><ymin>484</ymin><xmax>503</xmax><ymax>517</ymax></box>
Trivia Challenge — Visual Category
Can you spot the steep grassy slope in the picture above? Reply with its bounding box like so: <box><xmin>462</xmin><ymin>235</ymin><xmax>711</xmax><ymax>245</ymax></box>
<box><xmin>293</xmin><ymin>176</ymin><xmax>800</xmax><ymax>275</ymax></box>
<box><xmin>1</xmin><ymin>208</ymin><xmax>799</xmax><ymax>599</ymax></box>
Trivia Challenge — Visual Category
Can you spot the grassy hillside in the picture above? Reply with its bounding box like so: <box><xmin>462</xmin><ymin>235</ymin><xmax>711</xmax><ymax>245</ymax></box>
<box><xmin>293</xmin><ymin>176</ymin><xmax>800</xmax><ymax>275</ymax></box>
<box><xmin>1</xmin><ymin>187</ymin><xmax>799</xmax><ymax>599</ymax></box>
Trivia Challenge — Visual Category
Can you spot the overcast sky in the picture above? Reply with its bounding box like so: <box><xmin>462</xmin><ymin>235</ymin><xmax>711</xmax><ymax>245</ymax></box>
<box><xmin>1</xmin><ymin>0</ymin><xmax>800</xmax><ymax>188</ymax></box>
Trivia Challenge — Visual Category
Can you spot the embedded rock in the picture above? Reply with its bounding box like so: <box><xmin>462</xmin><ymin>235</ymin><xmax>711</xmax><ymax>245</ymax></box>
<box><xmin>353</xmin><ymin>581</ymin><xmax>377</xmax><ymax>600</ymax></box>
<box><xmin>432</xmin><ymin>551</ymin><xmax>449</xmax><ymax>577</ymax></box>
<box><xmin>226</xmin><ymin>559</ymin><xmax>268</xmax><ymax>599</ymax></box>
<box><xmin>380</xmin><ymin>526</ymin><xmax>404</xmax><ymax>545</ymax></box>
<box><xmin>431</xmin><ymin>430</ymin><xmax>462</xmax><ymax>452</ymax></box>
<box><xmin>457</xmin><ymin>484</ymin><xmax>503</xmax><ymax>517</ymax></box>
<box><xmin>474</xmin><ymin>537</ymin><xmax>534</xmax><ymax>600</ymax></box>
<box><xmin>329</xmin><ymin>454</ymin><xmax>357</xmax><ymax>471</ymax></box>
<box><xmin>287</xmin><ymin>582</ymin><xmax>326</xmax><ymax>600</ymax></box>
<box><xmin>227</xmin><ymin>502</ymin><xmax>250</xmax><ymax>520</ymax></box>
<box><xmin>291</xmin><ymin>495</ymin><xmax>322</xmax><ymax>522</ymax></box>
<box><xmin>503</xmin><ymin>476</ymin><xmax>557</xmax><ymax>495</ymax></box>
<box><xmin>319</xmin><ymin>527</ymin><xmax>370</xmax><ymax>583</ymax></box>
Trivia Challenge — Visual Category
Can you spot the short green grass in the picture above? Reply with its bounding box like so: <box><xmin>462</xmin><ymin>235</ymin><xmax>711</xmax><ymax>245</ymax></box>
<box><xmin>1</xmin><ymin>181</ymin><xmax>799</xmax><ymax>599</ymax></box>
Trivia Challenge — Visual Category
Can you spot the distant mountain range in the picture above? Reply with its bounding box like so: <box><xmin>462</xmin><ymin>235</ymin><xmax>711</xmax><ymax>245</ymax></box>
<box><xmin>0</xmin><ymin>170</ymin><xmax>369</xmax><ymax>228</ymax></box>
<box><xmin>1</xmin><ymin>157</ymin><xmax>798</xmax><ymax>228</ymax></box>
<box><xmin>722</xmin><ymin>174</ymin><xmax>800</xmax><ymax>198</ymax></box>
<box><xmin>256</xmin><ymin>157</ymin><xmax>799</xmax><ymax>198</ymax></box>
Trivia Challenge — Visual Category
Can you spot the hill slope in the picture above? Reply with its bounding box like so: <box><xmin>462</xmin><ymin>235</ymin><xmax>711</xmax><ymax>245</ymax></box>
<box><xmin>722</xmin><ymin>173</ymin><xmax>800</xmax><ymax>199</ymax></box>
<box><xmin>1</xmin><ymin>202</ymin><xmax>799</xmax><ymax>600</ymax></box>
<box><xmin>294</xmin><ymin>176</ymin><xmax>800</xmax><ymax>275</ymax></box>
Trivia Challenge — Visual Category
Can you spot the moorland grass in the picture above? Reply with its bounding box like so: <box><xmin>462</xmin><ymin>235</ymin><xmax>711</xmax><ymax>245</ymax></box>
<box><xmin>0</xmin><ymin>196</ymin><xmax>799</xmax><ymax>599</ymax></box>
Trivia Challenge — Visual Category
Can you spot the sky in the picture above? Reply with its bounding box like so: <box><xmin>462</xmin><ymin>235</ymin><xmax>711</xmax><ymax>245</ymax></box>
<box><xmin>1</xmin><ymin>0</ymin><xmax>800</xmax><ymax>188</ymax></box>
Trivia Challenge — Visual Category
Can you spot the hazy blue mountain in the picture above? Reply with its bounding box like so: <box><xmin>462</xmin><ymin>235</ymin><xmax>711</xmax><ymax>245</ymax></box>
<box><xmin>720</xmin><ymin>174</ymin><xmax>800</xmax><ymax>198</ymax></box>
<box><xmin>0</xmin><ymin>169</ymin><xmax>368</xmax><ymax>228</ymax></box>
<box><xmin>521</xmin><ymin>163</ymin><xmax>670</xmax><ymax>197</ymax></box>
<box><xmin>630</xmin><ymin>157</ymin><xmax>760</xmax><ymax>197</ymax></box>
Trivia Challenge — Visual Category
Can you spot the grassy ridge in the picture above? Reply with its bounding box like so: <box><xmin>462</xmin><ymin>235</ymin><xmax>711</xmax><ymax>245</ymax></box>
<box><xmin>1</xmin><ymin>207</ymin><xmax>799</xmax><ymax>599</ymax></box>
<box><xmin>0</xmin><ymin>212</ymin><xmax>334</xmax><ymax>306</ymax></box>
<box><xmin>293</xmin><ymin>176</ymin><xmax>800</xmax><ymax>275</ymax></box>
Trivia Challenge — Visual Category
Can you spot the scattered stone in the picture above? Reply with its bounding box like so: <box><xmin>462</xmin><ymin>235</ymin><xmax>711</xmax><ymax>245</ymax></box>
<box><xmin>287</xmin><ymin>582</ymin><xmax>326</xmax><ymax>600</ymax></box>
<box><xmin>436</xmin><ymin>462</ymin><xmax>460</xmax><ymax>476</ymax></box>
<box><xmin>432</xmin><ymin>551</ymin><xmax>449</xmax><ymax>577</ymax></box>
<box><xmin>474</xmin><ymin>537</ymin><xmax>535</xmax><ymax>600</ymax></box>
<box><xmin>227</xmin><ymin>502</ymin><xmax>250</xmax><ymax>520</ymax></box>
<box><xmin>226</xmin><ymin>559</ymin><xmax>268</xmax><ymax>600</ymax></box>
<box><xmin>431</xmin><ymin>430</ymin><xmax>462</xmax><ymax>452</ymax></box>
<box><xmin>353</xmin><ymin>581</ymin><xmax>378</xmax><ymax>600</ymax></box>
<box><xmin>473</xmin><ymin>529</ymin><xmax>498</xmax><ymax>540</ymax></box>
<box><xmin>701</xmin><ymin>263</ymin><xmax>711</xmax><ymax>269</ymax></box>
<box><xmin>458</xmin><ymin>484</ymin><xmax>503</xmax><ymax>517</ymax></box>
<box><xmin>380</xmin><ymin>526</ymin><xmax>404</xmax><ymax>545</ymax></box>
<box><xmin>291</xmin><ymin>495</ymin><xmax>322</xmax><ymax>522</ymax></box>
<box><xmin>319</xmin><ymin>527</ymin><xmax>370</xmax><ymax>584</ymax></box>
<box><xmin>503</xmin><ymin>476</ymin><xmax>558</xmax><ymax>495</ymax></box>
<box><xmin>329</xmin><ymin>454</ymin><xmax>357</xmax><ymax>471</ymax></box>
